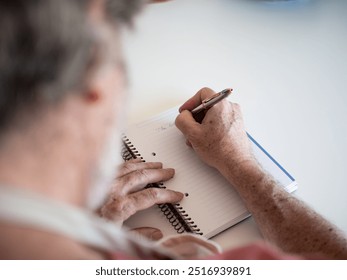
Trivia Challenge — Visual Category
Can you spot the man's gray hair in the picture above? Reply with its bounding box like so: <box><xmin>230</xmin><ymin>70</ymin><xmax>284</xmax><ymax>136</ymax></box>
<box><xmin>0</xmin><ymin>0</ymin><xmax>144</xmax><ymax>133</ymax></box>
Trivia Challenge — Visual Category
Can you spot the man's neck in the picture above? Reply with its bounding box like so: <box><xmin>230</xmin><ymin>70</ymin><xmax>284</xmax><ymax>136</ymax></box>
<box><xmin>0</xmin><ymin>114</ymin><xmax>94</xmax><ymax>208</ymax></box>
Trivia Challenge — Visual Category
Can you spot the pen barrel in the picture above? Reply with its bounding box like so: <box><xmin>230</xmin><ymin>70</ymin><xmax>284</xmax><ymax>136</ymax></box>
<box><xmin>190</xmin><ymin>88</ymin><xmax>232</xmax><ymax>123</ymax></box>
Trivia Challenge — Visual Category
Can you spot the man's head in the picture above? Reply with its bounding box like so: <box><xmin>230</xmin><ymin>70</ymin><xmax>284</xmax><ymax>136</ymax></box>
<box><xmin>0</xmin><ymin>0</ymin><xmax>144</xmax><ymax>131</ymax></box>
<box><xmin>0</xmin><ymin>0</ymin><xmax>144</xmax><ymax>209</ymax></box>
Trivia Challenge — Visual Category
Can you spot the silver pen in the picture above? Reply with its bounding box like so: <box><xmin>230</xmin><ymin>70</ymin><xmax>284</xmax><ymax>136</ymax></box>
<box><xmin>191</xmin><ymin>88</ymin><xmax>233</xmax><ymax>117</ymax></box>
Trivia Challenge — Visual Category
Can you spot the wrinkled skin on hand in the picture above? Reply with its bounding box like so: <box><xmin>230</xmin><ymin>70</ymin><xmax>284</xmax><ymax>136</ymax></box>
<box><xmin>100</xmin><ymin>158</ymin><xmax>183</xmax><ymax>240</ymax></box>
<box><xmin>175</xmin><ymin>87</ymin><xmax>255</xmax><ymax>172</ymax></box>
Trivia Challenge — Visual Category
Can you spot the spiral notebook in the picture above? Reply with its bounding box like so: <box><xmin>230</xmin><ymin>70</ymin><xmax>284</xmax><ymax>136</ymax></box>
<box><xmin>122</xmin><ymin>107</ymin><xmax>297</xmax><ymax>239</ymax></box>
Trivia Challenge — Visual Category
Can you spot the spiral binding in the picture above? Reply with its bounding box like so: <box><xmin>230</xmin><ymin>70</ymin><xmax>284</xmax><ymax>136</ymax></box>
<box><xmin>122</xmin><ymin>134</ymin><xmax>202</xmax><ymax>235</ymax></box>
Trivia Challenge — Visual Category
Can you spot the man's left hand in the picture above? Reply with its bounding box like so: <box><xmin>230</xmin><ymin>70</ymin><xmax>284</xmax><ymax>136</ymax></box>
<box><xmin>100</xmin><ymin>158</ymin><xmax>183</xmax><ymax>226</ymax></box>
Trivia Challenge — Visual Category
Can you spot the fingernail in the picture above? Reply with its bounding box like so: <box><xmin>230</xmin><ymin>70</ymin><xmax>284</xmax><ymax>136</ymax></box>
<box><xmin>168</xmin><ymin>168</ymin><xmax>175</xmax><ymax>175</ymax></box>
<box><xmin>176</xmin><ymin>191</ymin><xmax>184</xmax><ymax>199</ymax></box>
<box><xmin>152</xmin><ymin>230</ymin><xmax>163</xmax><ymax>240</ymax></box>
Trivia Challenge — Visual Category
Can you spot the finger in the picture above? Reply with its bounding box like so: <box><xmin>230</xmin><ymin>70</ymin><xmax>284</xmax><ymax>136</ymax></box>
<box><xmin>116</xmin><ymin>167</ymin><xmax>175</xmax><ymax>194</ymax></box>
<box><xmin>116</xmin><ymin>159</ymin><xmax>142</xmax><ymax>177</ymax></box>
<box><xmin>117</xmin><ymin>160</ymin><xmax>164</xmax><ymax>178</ymax></box>
<box><xmin>179</xmin><ymin>87</ymin><xmax>217</xmax><ymax>112</ymax></box>
<box><xmin>133</xmin><ymin>187</ymin><xmax>184</xmax><ymax>206</ymax></box>
<box><xmin>130</xmin><ymin>227</ymin><xmax>163</xmax><ymax>241</ymax></box>
<box><xmin>158</xmin><ymin>234</ymin><xmax>221</xmax><ymax>258</ymax></box>
<box><xmin>129</xmin><ymin>158</ymin><xmax>142</xmax><ymax>163</ymax></box>
<box><xmin>122</xmin><ymin>188</ymin><xmax>184</xmax><ymax>219</ymax></box>
<box><xmin>101</xmin><ymin>188</ymin><xmax>183</xmax><ymax>222</ymax></box>
<box><xmin>175</xmin><ymin>110</ymin><xmax>200</xmax><ymax>138</ymax></box>
<box><xmin>150</xmin><ymin>0</ymin><xmax>171</xmax><ymax>3</ymax></box>
<box><xmin>160</xmin><ymin>234</ymin><xmax>221</xmax><ymax>254</ymax></box>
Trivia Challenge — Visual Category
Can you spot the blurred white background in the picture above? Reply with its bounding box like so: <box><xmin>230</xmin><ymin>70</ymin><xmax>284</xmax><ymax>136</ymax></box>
<box><xmin>123</xmin><ymin>0</ymin><xmax>347</xmax><ymax>248</ymax></box>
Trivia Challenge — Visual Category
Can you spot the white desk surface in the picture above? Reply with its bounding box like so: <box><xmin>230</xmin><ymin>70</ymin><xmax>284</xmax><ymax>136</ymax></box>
<box><xmin>123</xmin><ymin>0</ymin><xmax>347</xmax><ymax>249</ymax></box>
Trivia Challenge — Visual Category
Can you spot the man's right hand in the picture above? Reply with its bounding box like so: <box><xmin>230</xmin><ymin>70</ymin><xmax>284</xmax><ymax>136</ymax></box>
<box><xmin>175</xmin><ymin>87</ymin><xmax>257</xmax><ymax>177</ymax></box>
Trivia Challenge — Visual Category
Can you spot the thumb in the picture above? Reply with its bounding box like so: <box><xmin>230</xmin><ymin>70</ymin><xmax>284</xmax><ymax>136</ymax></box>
<box><xmin>130</xmin><ymin>227</ymin><xmax>163</xmax><ymax>241</ymax></box>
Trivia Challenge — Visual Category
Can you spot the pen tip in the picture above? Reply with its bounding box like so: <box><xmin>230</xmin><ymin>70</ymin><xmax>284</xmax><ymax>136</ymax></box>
<box><xmin>224</xmin><ymin>88</ymin><xmax>233</xmax><ymax>95</ymax></box>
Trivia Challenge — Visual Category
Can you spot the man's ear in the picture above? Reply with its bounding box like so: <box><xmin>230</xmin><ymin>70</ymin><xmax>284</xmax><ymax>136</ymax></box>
<box><xmin>84</xmin><ymin>89</ymin><xmax>101</xmax><ymax>104</ymax></box>
<box><xmin>150</xmin><ymin>0</ymin><xmax>171</xmax><ymax>3</ymax></box>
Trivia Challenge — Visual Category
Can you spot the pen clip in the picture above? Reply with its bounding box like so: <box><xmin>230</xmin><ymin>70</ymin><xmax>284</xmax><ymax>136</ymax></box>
<box><xmin>201</xmin><ymin>92</ymin><xmax>220</xmax><ymax>105</ymax></box>
<box><xmin>191</xmin><ymin>88</ymin><xmax>232</xmax><ymax>123</ymax></box>
<box><xmin>192</xmin><ymin>93</ymin><xmax>220</xmax><ymax>123</ymax></box>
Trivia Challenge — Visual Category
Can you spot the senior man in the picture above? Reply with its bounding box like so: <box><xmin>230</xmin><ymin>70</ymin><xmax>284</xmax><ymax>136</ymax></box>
<box><xmin>0</xmin><ymin>0</ymin><xmax>346</xmax><ymax>259</ymax></box>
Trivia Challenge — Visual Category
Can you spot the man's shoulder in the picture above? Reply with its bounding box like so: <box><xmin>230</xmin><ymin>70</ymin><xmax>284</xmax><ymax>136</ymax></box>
<box><xmin>0</xmin><ymin>222</ymin><xmax>103</xmax><ymax>260</ymax></box>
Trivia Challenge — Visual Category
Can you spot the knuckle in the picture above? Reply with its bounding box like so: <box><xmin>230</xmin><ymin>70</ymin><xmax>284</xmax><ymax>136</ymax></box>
<box><xmin>122</xmin><ymin>201</ymin><xmax>136</xmax><ymax>217</ymax></box>
<box><xmin>101</xmin><ymin>196</ymin><xmax>125</xmax><ymax>220</ymax></box>
<box><xmin>175</xmin><ymin>114</ymin><xmax>182</xmax><ymax>127</ymax></box>
<box><xmin>232</xmin><ymin>102</ymin><xmax>241</xmax><ymax>111</ymax></box>
<box><xmin>232</xmin><ymin>103</ymin><xmax>244</xmax><ymax>121</ymax></box>
<box><xmin>111</xmin><ymin>197</ymin><xmax>125</xmax><ymax>213</ymax></box>
<box><xmin>146</xmin><ymin>188</ymin><xmax>160</xmax><ymax>202</ymax></box>
<box><xmin>123</xmin><ymin>162</ymin><xmax>135</xmax><ymax>172</ymax></box>
<box><xmin>136</xmin><ymin>169</ymin><xmax>149</xmax><ymax>180</ymax></box>
<box><xmin>114</xmin><ymin>198</ymin><xmax>135</xmax><ymax>218</ymax></box>
<box><xmin>122</xmin><ymin>173</ymin><xmax>133</xmax><ymax>187</ymax></box>
<box><xmin>124</xmin><ymin>168</ymin><xmax>148</xmax><ymax>186</ymax></box>
<box><xmin>199</xmin><ymin>87</ymin><xmax>214</xmax><ymax>94</ymax></box>
<box><xmin>175</xmin><ymin>112</ymin><xmax>188</xmax><ymax>127</ymax></box>
<box><xmin>188</xmin><ymin>128</ymin><xmax>202</xmax><ymax>144</ymax></box>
